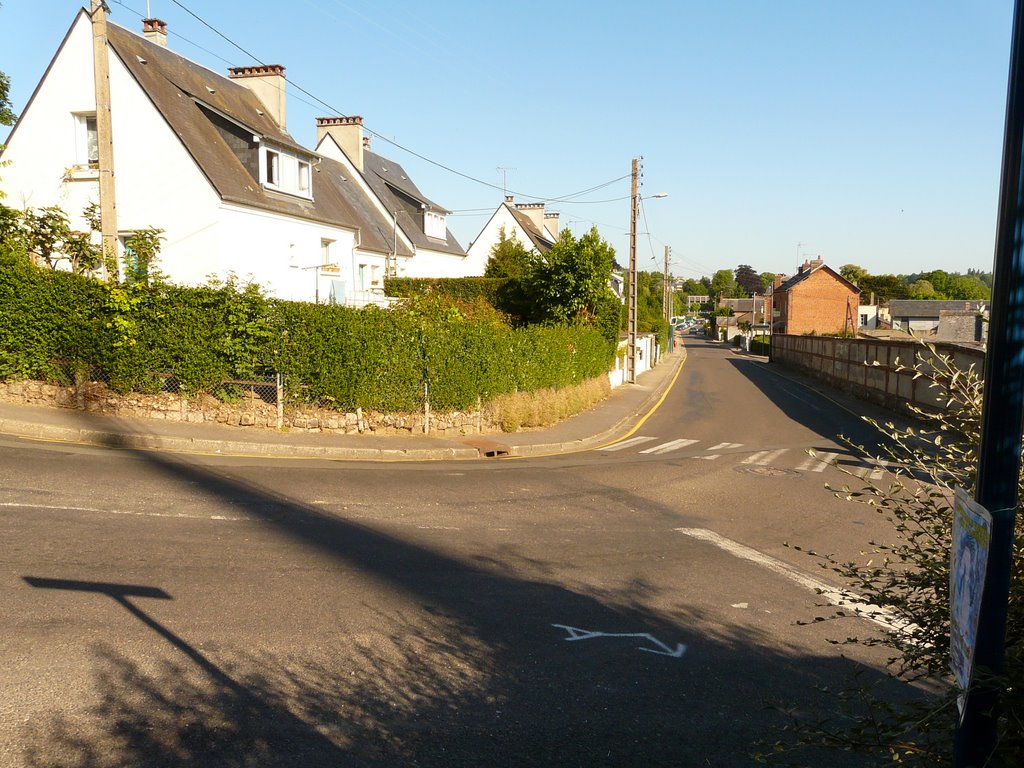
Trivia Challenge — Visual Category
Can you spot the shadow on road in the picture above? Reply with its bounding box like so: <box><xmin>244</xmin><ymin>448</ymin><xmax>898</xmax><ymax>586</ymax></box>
<box><xmin>12</xmin><ymin>410</ymin><xmax>921</xmax><ymax>767</ymax></box>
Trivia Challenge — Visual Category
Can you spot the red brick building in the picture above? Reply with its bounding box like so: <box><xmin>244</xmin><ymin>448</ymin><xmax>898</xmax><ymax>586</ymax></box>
<box><xmin>768</xmin><ymin>259</ymin><xmax>859</xmax><ymax>335</ymax></box>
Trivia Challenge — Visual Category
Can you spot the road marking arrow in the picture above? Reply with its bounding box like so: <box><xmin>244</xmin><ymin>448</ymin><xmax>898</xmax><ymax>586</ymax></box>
<box><xmin>552</xmin><ymin>624</ymin><xmax>687</xmax><ymax>658</ymax></box>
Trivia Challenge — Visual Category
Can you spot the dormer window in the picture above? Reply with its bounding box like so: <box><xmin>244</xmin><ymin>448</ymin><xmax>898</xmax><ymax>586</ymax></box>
<box><xmin>261</xmin><ymin>146</ymin><xmax>313</xmax><ymax>200</ymax></box>
<box><xmin>424</xmin><ymin>210</ymin><xmax>446</xmax><ymax>240</ymax></box>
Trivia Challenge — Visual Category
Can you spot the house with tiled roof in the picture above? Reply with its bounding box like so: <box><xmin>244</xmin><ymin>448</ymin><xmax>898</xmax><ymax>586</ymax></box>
<box><xmin>463</xmin><ymin>196</ymin><xmax>561</xmax><ymax>275</ymax></box>
<box><xmin>767</xmin><ymin>258</ymin><xmax>860</xmax><ymax>335</ymax></box>
<box><xmin>0</xmin><ymin>10</ymin><xmax>460</xmax><ymax>304</ymax></box>
<box><xmin>312</xmin><ymin>117</ymin><xmax>467</xmax><ymax>279</ymax></box>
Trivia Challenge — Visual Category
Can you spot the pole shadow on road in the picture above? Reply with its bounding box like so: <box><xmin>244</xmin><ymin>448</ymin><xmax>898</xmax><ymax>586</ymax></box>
<box><xmin>12</xmin><ymin>411</ymin><xmax>921</xmax><ymax>767</ymax></box>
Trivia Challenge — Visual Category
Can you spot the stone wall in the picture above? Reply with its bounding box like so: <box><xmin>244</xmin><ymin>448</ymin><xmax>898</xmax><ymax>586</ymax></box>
<box><xmin>770</xmin><ymin>334</ymin><xmax>985</xmax><ymax>414</ymax></box>
<box><xmin>0</xmin><ymin>379</ymin><xmax>495</xmax><ymax>436</ymax></box>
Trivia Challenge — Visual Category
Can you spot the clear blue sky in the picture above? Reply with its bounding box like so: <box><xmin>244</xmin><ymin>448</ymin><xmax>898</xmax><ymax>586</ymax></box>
<box><xmin>1</xmin><ymin>1</ymin><xmax>1015</xmax><ymax>280</ymax></box>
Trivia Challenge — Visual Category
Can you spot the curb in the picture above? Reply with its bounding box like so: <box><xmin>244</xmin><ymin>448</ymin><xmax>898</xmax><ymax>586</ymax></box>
<box><xmin>0</xmin><ymin>415</ymin><xmax>479</xmax><ymax>461</ymax></box>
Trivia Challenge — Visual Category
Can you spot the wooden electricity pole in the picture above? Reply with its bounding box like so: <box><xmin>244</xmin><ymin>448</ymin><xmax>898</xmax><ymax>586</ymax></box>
<box><xmin>627</xmin><ymin>158</ymin><xmax>639</xmax><ymax>384</ymax></box>
<box><xmin>663</xmin><ymin>244</ymin><xmax>672</xmax><ymax>324</ymax></box>
<box><xmin>91</xmin><ymin>0</ymin><xmax>118</xmax><ymax>280</ymax></box>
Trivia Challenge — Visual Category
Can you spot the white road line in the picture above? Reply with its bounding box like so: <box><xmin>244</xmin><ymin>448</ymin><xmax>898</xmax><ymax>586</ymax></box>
<box><xmin>796</xmin><ymin>450</ymin><xmax>838</xmax><ymax>472</ymax></box>
<box><xmin>674</xmin><ymin>527</ymin><xmax>914</xmax><ymax>635</ymax></box>
<box><xmin>812</xmin><ymin>451</ymin><xmax>838</xmax><ymax>472</ymax></box>
<box><xmin>855</xmin><ymin>457</ymin><xmax>890</xmax><ymax>480</ymax></box>
<box><xmin>695</xmin><ymin>455</ymin><xmax>721</xmax><ymax>461</ymax></box>
<box><xmin>0</xmin><ymin>501</ymin><xmax>247</xmax><ymax>522</ymax></box>
<box><xmin>639</xmin><ymin>438</ymin><xmax>699</xmax><ymax>455</ymax></box>
<box><xmin>598</xmin><ymin>436</ymin><xmax>658</xmax><ymax>452</ymax></box>
<box><xmin>707</xmin><ymin>442</ymin><xmax>743</xmax><ymax>451</ymax></box>
<box><xmin>868</xmin><ymin>458</ymin><xmax>890</xmax><ymax>480</ymax></box>
<box><xmin>741</xmin><ymin>448</ymin><xmax>788</xmax><ymax>466</ymax></box>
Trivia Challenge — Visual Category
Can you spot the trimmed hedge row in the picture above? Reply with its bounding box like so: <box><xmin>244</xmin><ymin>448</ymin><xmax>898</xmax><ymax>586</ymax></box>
<box><xmin>0</xmin><ymin>252</ymin><xmax>615</xmax><ymax>411</ymax></box>
<box><xmin>384</xmin><ymin>276</ymin><xmax>509</xmax><ymax>306</ymax></box>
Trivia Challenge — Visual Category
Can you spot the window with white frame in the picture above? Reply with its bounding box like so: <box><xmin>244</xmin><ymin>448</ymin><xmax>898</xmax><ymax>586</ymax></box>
<box><xmin>320</xmin><ymin>238</ymin><xmax>333</xmax><ymax>265</ymax></box>
<box><xmin>265</xmin><ymin>149</ymin><xmax>280</xmax><ymax>186</ymax></box>
<box><xmin>424</xmin><ymin>210</ymin><xmax>446</xmax><ymax>240</ymax></box>
<box><xmin>261</xmin><ymin>146</ymin><xmax>314</xmax><ymax>200</ymax></box>
<box><xmin>357</xmin><ymin>263</ymin><xmax>367</xmax><ymax>290</ymax></box>
<box><xmin>74</xmin><ymin>113</ymin><xmax>98</xmax><ymax>168</ymax></box>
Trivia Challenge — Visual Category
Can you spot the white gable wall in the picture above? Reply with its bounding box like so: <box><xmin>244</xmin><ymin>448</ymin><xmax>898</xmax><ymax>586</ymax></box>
<box><xmin>2</xmin><ymin>13</ymin><xmax>361</xmax><ymax>304</ymax></box>
<box><xmin>465</xmin><ymin>205</ymin><xmax>541</xmax><ymax>276</ymax></box>
<box><xmin>0</xmin><ymin>13</ymin><xmax>99</xmax><ymax>227</ymax></box>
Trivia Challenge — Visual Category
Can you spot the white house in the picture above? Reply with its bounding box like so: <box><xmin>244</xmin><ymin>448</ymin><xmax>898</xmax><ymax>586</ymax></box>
<box><xmin>464</xmin><ymin>196</ymin><xmax>560</xmax><ymax>275</ymax></box>
<box><xmin>313</xmin><ymin>116</ymin><xmax>468</xmax><ymax>279</ymax></box>
<box><xmin>0</xmin><ymin>11</ymin><xmax>463</xmax><ymax>305</ymax></box>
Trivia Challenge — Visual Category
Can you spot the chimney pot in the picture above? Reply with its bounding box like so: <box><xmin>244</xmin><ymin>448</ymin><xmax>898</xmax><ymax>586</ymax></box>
<box><xmin>228</xmin><ymin>65</ymin><xmax>287</xmax><ymax>127</ymax></box>
<box><xmin>142</xmin><ymin>18</ymin><xmax>168</xmax><ymax>47</ymax></box>
<box><xmin>504</xmin><ymin>195</ymin><xmax>514</xmax><ymax>204</ymax></box>
<box><xmin>315</xmin><ymin>116</ymin><xmax>365</xmax><ymax>171</ymax></box>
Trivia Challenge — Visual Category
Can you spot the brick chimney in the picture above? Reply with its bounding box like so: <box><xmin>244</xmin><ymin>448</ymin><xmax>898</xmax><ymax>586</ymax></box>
<box><xmin>316</xmin><ymin>116</ymin><xmax>364</xmax><ymax>171</ymax></box>
<box><xmin>504</xmin><ymin>195</ymin><xmax>514</xmax><ymax>205</ymax></box>
<box><xmin>515</xmin><ymin>202</ymin><xmax>546</xmax><ymax>234</ymax></box>
<box><xmin>544</xmin><ymin>211</ymin><xmax>560</xmax><ymax>238</ymax></box>
<box><xmin>228</xmin><ymin>65</ymin><xmax>286</xmax><ymax>128</ymax></box>
<box><xmin>142</xmin><ymin>18</ymin><xmax>167</xmax><ymax>47</ymax></box>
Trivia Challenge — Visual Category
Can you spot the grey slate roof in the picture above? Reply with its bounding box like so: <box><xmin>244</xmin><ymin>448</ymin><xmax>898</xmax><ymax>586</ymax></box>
<box><xmin>104</xmin><ymin>18</ymin><xmax>367</xmax><ymax>234</ymax></box>
<box><xmin>888</xmin><ymin>300</ymin><xmax>985</xmax><ymax>317</ymax></box>
<box><xmin>360</xmin><ymin>149</ymin><xmax>465</xmax><ymax>256</ymax></box>
<box><xmin>506</xmin><ymin>204</ymin><xmax>554</xmax><ymax>253</ymax></box>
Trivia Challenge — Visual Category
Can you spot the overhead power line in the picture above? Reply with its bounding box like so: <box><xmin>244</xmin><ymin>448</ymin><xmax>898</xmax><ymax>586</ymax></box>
<box><xmin>161</xmin><ymin>0</ymin><xmax>628</xmax><ymax>204</ymax></box>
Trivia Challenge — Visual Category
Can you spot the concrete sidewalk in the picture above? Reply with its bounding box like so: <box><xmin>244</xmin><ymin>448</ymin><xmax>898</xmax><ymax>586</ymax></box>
<box><xmin>0</xmin><ymin>349</ymin><xmax>687</xmax><ymax>461</ymax></box>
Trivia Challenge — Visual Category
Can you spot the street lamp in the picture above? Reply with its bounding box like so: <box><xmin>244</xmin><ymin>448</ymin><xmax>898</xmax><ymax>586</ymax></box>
<box><xmin>627</xmin><ymin>159</ymin><xmax>667</xmax><ymax>384</ymax></box>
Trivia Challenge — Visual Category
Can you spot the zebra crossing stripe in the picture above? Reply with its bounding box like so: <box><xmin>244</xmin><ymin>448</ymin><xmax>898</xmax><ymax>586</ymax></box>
<box><xmin>598</xmin><ymin>436</ymin><xmax>658</xmax><ymax>452</ymax></box>
<box><xmin>741</xmin><ymin>448</ymin><xmax>788</xmax><ymax>466</ymax></box>
<box><xmin>796</xmin><ymin>451</ymin><xmax>838</xmax><ymax>472</ymax></box>
<box><xmin>639</xmin><ymin>438</ymin><xmax>699</xmax><ymax>455</ymax></box>
<box><xmin>695</xmin><ymin>455</ymin><xmax>721</xmax><ymax>461</ymax></box>
<box><xmin>707</xmin><ymin>442</ymin><xmax>742</xmax><ymax>451</ymax></box>
<box><xmin>812</xmin><ymin>451</ymin><xmax>838</xmax><ymax>472</ymax></box>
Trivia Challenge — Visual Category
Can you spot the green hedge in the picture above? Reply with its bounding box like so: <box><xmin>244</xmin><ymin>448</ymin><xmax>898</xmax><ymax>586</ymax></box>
<box><xmin>384</xmin><ymin>276</ymin><xmax>509</xmax><ymax>306</ymax></box>
<box><xmin>0</xmin><ymin>254</ymin><xmax>615</xmax><ymax>411</ymax></box>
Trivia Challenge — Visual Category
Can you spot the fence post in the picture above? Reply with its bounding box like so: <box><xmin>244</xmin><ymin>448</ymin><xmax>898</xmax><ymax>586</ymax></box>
<box><xmin>276</xmin><ymin>373</ymin><xmax>284</xmax><ymax>430</ymax></box>
<box><xmin>423</xmin><ymin>381</ymin><xmax>430</xmax><ymax>435</ymax></box>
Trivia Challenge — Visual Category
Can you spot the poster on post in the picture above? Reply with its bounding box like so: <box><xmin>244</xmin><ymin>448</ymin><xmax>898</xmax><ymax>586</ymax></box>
<box><xmin>951</xmin><ymin>488</ymin><xmax>993</xmax><ymax>718</ymax></box>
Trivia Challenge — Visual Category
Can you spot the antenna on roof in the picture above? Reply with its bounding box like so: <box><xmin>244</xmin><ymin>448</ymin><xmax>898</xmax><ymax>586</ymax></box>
<box><xmin>496</xmin><ymin>166</ymin><xmax>516</xmax><ymax>198</ymax></box>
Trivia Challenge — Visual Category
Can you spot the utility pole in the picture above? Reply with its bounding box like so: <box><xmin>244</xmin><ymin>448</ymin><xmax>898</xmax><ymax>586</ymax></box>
<box><xmin>627</xmin><ymin>158</ymin><xmax>639</xmax><ymax>384</ymax></box>
<box><xmin>663</xmin><ymin>245</ymin><xmax>672</xmax><ymax>324</ymax></box>
<box><xmin>91</xmin><ymin>0</ymin><xmax>118</xmax><ymax>280</ymax></box>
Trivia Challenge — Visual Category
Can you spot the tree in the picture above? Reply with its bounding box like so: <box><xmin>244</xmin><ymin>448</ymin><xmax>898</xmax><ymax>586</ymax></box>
<box><xmin>484</xmin><ymin>226</ymin><xmax>535</xmax><ymax>279</ymax></box>
<box><xmin>760</xmin><ymin>272</ymin><xmax>777</xmax><ymax>292</ymax></box>
<box><xmin>734</xmin><ymin>264</ymin><xmax>761</xmax><ymax>295</ymax></box>
<box><xmin>840</xmin><ymin>264</ymin><xmax>868</xmax><ymax>285</ymax></box>
<box><xmin>907</xmin><ymin>279</ymin><xmax>938</xmax><ymax>299</ymax></box>
<box><xmin>523</xmin><ymin>227</ymin><xmax>616</xmax><ymax>326</ymax></box>
<box><xmin>709</xmin><ymin>268</ymin><xmax>739</xmax><ymax>299</ymax></box>
<box><xmin>0</xmin><ymin>67</ymin><xmax>15</xmax><ymax>200</ymax></box>
<box><xmin>858</xmin><ymin>274</ymin><xmax>907</xmax><ymax>304</ymax></box>
<box><xmin>948</xmin><ymin>275</ymin><xmax>990</xmax><ymax>301</ymax></box>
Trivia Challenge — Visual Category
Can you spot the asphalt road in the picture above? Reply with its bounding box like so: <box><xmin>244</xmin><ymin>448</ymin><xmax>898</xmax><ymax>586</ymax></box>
<box><xmin>0</xmin><ymin>339</ymin><xmax>914</xmax><ymax>767</ymax></box>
